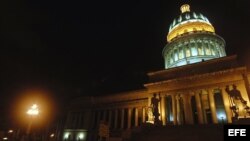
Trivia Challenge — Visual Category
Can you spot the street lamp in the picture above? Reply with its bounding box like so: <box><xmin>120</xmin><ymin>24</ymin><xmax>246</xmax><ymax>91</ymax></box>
<box><xmin>27</xmin><ymin>104</ymin><xmax>39</xmax><ymax>116</ymax></box>
<box><xmin>26</xmin><ymin>104</ymin><xmax>39</xmax><ymax>140</ymax></box>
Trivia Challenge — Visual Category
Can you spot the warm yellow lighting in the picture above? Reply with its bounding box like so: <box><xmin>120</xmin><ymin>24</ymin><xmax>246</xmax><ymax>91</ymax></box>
<box><xmin>180</xmin><ymin>4</ymin><xmax>190</xmax><ymax>13</ymax></box>
<box><xmin>27</xmin><ymin>104</ymin><xmax>39</xmax><ymax>116</ymax></box>
<box><xmin>32</xmin><ymin>104</ymin><xmax>37</xmax><ymax>109</ymax></box>
<box><xmin>8</xmin><ymin>130</ymin><xmax>13</xmax><ymax>133</ymax></box>
<box><xmin>50</xmin><ymin>133</ymin><xmax>54</xmax><ymax>138</ymax></box>
<box><xmin>167</xmin><ymin>22</ymin><xmax>215</xmax><ymax>42</ymax></box>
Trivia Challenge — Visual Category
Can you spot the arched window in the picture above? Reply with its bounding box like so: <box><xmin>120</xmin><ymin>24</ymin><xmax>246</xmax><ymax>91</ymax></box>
<box><xmin>211</xmin><ymin>47</ymin><xmax>215</xmax><ymax>55</ymax></box>
<box><xmin>198</xmin><ymin>46</ymin><xmax>203</xmax><ymax>55</ymax></box>
<box><xmin>186</xmin><ymin>47</ymin><xmax>191</xmax><ymax>57</ymax></box>
<box><xmin>205</xmin><ymin>45</ymin><xmax>211</xmax><ymax>55</ymax></box>
<box><xmin>174</xmin><ymin>50</ymin><xmax>178</xmax><ymax>61</ymax></box>
<box><xmin>191</xmin><ymin>46</ymin><xmax>198</xmax><ymax>56</ymax></box>
<box><xmin>179</xmin><ymin>48</ymin><xmax>184</xmax><ymax>59</ymax></box>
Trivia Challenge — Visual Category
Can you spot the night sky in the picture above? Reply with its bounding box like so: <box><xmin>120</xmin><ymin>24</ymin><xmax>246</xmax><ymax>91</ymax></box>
<box><xmin>0</xmin><ymin>0</ymin><xmax>250</xmax><ymax>124</ymax></box>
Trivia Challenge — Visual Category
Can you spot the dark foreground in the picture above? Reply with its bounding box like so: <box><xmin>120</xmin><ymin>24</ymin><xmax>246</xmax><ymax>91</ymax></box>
<box><xmin>128</xmin><ymin>124</ymin><xmax>223</xmax><ymax>141</ymax></box>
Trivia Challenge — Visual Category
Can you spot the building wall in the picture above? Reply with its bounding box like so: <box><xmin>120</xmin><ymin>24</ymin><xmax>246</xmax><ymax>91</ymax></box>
<box><xmin>62</xmin><ymin>59</ymin><xmax>250</xmax><ymax>141</ymax></box>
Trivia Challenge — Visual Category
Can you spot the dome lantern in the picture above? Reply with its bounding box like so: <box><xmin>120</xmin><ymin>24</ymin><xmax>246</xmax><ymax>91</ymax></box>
<box><xmin>180</xmin><ymin>4</ymin><xmax>190</xmax><ymax>13</ymax></box>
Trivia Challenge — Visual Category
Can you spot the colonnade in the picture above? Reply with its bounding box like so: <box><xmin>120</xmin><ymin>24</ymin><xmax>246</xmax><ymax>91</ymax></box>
<box><xmin>66</xmin><ymin>84</ymin><xmax>249</xmax><ymax>132</ymax></box>
<box><xmin>154</xmin><ymin>86</ymin><xmax>241</xmax><ymax>125</ymax></box>
<box><xmin>165</xmin><ymin>38</ymin><xmax>226</xmax><ymax>68</ymax></box>
<box><xmin>91</xmin><ymin>106</ymin><xmax>147</xmax><ymax>130</ymax></box>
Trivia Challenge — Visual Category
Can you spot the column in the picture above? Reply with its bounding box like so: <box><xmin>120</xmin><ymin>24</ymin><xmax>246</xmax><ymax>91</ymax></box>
<box><xmin>90</xmin><ymin>111</ymin><xmax>95</xmax><ymax>129</ymax></box>
<box><xmin>171</xmin><ymin>94</ymin><xmax>177</xmax><ymax>125</ymax></box>
<box><xmin>78</xmin><ymin>113</ymin><xmax>82</xmax><ymax>128</ymax></box>
<box><xmin>103</xmin><ymin>110</ymin><xmax>107</xmax><ymax>121</ymax></box>
<box><xmin>195</xmin><ymin>43</ymin><xmax>199</xmax><ymax>56</ymax></box>
<box><xmin>135</xmin><ymin>108</ymin><xmax>138</xmax><ymax>127</ymax></box>
<box><xmin>183</xmin><ymin>43</ymin><xmax>187</xmax><ymax>61</ymax></box>
<box><xmin>142</xmin><ymin>107</ymin><xmax>146</xmax><ymax>123</ymax></box>
<box><xmin>208</xmin><ymin>89</ymin><xmax>218</xmax><ymax>124</ymax></box>
<box><xmin>114</xmin><ymin>109</ymin><xmax>118</xmax><ymax>129</ymax></box>
<box><xmin>221</xmin><ymin>88</ymin><xmax>232</xmax><ymax>123</ymax></box>
<box><xmin>148</xmin><ymin>95</ymin><xmax>152</xmax><ymax>107</ymax></box>
<box><xmin>96</xmin><ymin>110</ymin><xmax>101</xmax><ymax>128</ymax></box>
<box><xmin>202</xmin><ymin>41</ymin><xmax>206</xmax><ymax>55</ymax></box>
<box><xmin>73</xmin><ymin>113</ymin><xmax>77</xmax><ymax>129</ymax></box>
<box><xmin>108</xmin><ymin>110</ymin><xmax>112</xmax><ymax>127</ymax></box>
<box><xmin>200</xmin><ymin>93</ymin><xmax>207</xmax><ymax>124</ymax></box>
<box><xmin>148</xmin><ymin>95</ymin><xmax>153</xmax><ymax>122</ymax></box>
<box><xmin>160</xmin><ymin>95</ymin><xmax>166</xmax><ymax>125</ymax></box>
<box><xmin>121</xmin><ymin>109</ymin><xmax>124</xmax><ymax>129</ymax></box>
<box><xmin>66</xmin><ymin>113</ymin><xmax>72</xmax><ymax>129</ymax></box>
<box><xmin>176</xmin><ymin>95</ymin><xmax>181</xmax><ymax>124</ymax></box>
<box><xmin>128</xmin><ymin>108</ymin><xmax>132</xmax><ymax>129</ymax></box>
<box><xmin>183</xmin><ymin>94</ymin><xmax>194</xmax><ymax>124</ymax></box>
<box><xmin>195</xmin><ymin>92</ymin><xmax>204</xmax><ymax>124</ymax></box>
<box><xmin>208</xmin><ymin>42</ymin><xmax>211</xmax><ymax>54</ymax></box>
<box><xmin>177</xmin><ymin>48</ymin><xmax>180</xmax><ymax>60</ymax></box>
<box><xmin>218</xmin><ymin>43</ymin><xmax>224</xmax><ymax>56</ymax></box>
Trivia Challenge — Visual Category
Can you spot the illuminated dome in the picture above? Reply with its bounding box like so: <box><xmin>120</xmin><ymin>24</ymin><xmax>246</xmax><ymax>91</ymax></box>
<box><xmin>167</xmin><ymin>4</ymin><xmax>215</xmax><ymax>42</ymax></box>
<box><xmin>163</xmin><ymin>4</ymin><xmax>226</xmax><ymax>69</ymax></box>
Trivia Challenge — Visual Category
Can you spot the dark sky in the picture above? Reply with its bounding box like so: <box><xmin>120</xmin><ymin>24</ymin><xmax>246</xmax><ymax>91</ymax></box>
<box><xmin>0</xmin><ymin>0</ymin><xmax>250</xmax><ymax>123</ymax></box>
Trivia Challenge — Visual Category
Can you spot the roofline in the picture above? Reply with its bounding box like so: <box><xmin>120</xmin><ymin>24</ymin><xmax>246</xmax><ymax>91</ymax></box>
<box><xmin>148</xmin><ymin>55</ymin><xmax>238</xmax><ymax>76</ymax></box>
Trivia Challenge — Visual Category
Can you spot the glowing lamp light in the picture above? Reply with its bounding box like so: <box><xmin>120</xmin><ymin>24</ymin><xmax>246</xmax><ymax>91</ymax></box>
<box><xmin>217</xmin><ymin>113</ymin><xmax>226</xmax><ymax>119</ymax></box>
<box><xmin>78</xmin><ymin>133</ymin><xmax>85</xmax><ymax>139</ymax></box>
<box><xmin>50</xmin><ymin>133</ymin><xmax>54</xmax><ymax>138</ymax></box>
<box><xmin>169</xmin><ymin>115</ymin><xmax>174</xmax><ymax>122</ymax></box>
<box><xmin>64</xmin><ymin>133</ymin><xmax>70</xmax><ymax>139</ymax></box>
<box><xmin>27</xmin><ymin>104</ymin><xmax>39</xmax><ymax>116</ymax></box>
<box><xmin>217</xmin><ymin>112</ymin><xmax>226</xmax><ymax>123</ymax></box>
<box><xmin>3</xmin><ymin>137</ymin><xmax>8</xmax><ymax>140</ymax></box>
<box><xmin>8</xmin><ymin>130</ymin><xmax>13</xmax><ymax>133</ymax></box>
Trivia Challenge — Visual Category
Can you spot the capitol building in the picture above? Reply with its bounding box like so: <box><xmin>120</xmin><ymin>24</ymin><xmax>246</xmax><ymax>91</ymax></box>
<box><xmin>61</xmin><ymin>4</ymin><xmax>250</xmax><ymax>141</ymax></box>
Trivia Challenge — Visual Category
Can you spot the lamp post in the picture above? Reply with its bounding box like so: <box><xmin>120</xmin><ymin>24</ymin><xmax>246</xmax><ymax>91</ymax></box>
<box><xmin>26</xmin><ymin>104</ymin><xmax>39</xmax><ymax>140</ymax></box>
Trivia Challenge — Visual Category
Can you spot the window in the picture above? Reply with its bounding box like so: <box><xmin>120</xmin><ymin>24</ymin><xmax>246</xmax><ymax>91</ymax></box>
<box><xmin>205</xmin><ymin>46</ymin><xmax>211</xmax><ymax>55</ymax></box>
<box><xmin>198</xmin><ymin>46</ymin><xmax>203</xmax><ymax>55</ymax></box>
<box><xmin>186</xmin><ymin>47</ymin><xmax>191</xmax><ymax>57</ymax></box>
<box><xmin>211</xmin><ymin>47</ymin><xmax>215</xmax><ymax>55</ymax></box>
<box><xmin>191</xmin><ymin>47</ymin><xmax>198</xmax><ymax>56</ymax></box>
<box><xmin>179</xmin><ymin>49</ymin><xmax>184</xmax><ymax>59</ymax></box>
<box><xmin>174</xmin><ymin>51</ymin><xmax>178</xmax><ymax>61</ymax></box>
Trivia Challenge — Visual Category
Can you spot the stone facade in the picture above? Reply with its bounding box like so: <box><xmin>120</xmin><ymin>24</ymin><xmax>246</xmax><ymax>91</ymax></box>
<box><xmin>62</xmin><ymin>56</ymin><xmax>250</xmax><ymax>141</ymax></box>
<box><xmin>61</xmin><ymin>4</ymin><xmax>250</xmax><ymax>141</ymax></box>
